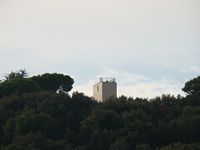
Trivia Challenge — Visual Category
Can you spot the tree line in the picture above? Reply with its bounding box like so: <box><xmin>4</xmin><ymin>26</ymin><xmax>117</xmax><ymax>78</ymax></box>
<box><xmin>0</xmin><ymin>70</ymin><xmax>200</xmax><ymax>150</ymax></box>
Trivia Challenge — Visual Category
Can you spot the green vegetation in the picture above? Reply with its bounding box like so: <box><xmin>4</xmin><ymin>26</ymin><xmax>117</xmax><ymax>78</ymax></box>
<box><xmin>0</xmin><ymin>70</ymin><xmax>200</xmax><ymax>149</ymax></box>
<box><xmin>0</xmin><ymin>70</ymin><xmax>74</xmax><ymax>98</ymax></box>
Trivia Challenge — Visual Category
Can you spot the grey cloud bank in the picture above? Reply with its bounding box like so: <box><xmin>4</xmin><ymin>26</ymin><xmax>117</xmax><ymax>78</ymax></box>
<box><xmin>0</xmin><ymin>0</ymin><xmax>199</xmax><ymax>98</ymax></box>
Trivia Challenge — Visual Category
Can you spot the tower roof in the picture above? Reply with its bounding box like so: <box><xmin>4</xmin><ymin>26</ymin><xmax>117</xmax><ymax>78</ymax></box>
<box><xmin>93</xmin><ymin>77</ymin><xmax>116</xmax><ymax>87</ymax></box>
<box><xmin>99</xmin><ymin>77</ymin><xmax>116</xmax><ymax>82</ymax></box>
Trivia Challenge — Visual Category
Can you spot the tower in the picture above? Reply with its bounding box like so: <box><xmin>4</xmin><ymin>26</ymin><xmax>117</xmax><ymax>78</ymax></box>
<box><xmin>93</xmin><ymin>77</ymin><xmax>117</xmax><ymax>102</ymax></box>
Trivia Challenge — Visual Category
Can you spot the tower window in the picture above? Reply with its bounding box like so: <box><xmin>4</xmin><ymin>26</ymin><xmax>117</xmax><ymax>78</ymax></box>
<box><xmin>97</xmin><ymin>86</ymin><xmax>99</xmax><ymax>91</ymax></box>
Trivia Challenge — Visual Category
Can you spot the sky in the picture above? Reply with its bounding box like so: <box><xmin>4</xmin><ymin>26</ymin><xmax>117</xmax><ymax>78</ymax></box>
<box><xmin>0</xmin><ymin>0</ymin><xmax>200</xmax><ymax>98</ymax></box>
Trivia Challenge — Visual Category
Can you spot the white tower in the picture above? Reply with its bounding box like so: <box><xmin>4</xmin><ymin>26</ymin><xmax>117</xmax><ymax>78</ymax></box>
<box><xmin>93</xmin><ymin>78</ymin><xmax>117</xmax><ymax>102</ymax></box>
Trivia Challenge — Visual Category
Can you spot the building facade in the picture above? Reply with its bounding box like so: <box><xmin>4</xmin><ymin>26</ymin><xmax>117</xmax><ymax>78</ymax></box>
<box><xmin>93</xmin><ymin>78</ymin><xmax>117</xmax><ymax>102</ymax></box>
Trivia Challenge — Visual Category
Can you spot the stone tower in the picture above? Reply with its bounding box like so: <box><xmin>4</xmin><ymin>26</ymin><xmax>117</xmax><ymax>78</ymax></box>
<box><xmin>93</xmin><ymin>78</ymin><xmax>117</xmax><ymax>102</ymax></box>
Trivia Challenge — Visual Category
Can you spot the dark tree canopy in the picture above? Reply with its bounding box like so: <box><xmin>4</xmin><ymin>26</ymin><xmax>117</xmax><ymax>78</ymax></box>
<box><xmin>0</xmin><ymin>79</ymin><xmax>40</xmax><ymax>98</ymax></box>
<box><xmin>182</xmin><ymin>76</ymin><xmax>200</xmax><ymax>95</ymax></box>
<box><xmin>0</xmin><ymin>71</ymin><xmax>200</xmax><ymax>149</ymax></box>
<box><xmin>0</xmin><ymin>70</ymin><xmax>74</xmax><ymax>98</ymax></box>
<box><xmin>0</xmin><ymin>91</ymin><xmax>200</xmax><ymax>150</ymax></box>
<box><xmin>31</xmin><ymin>73</ymin><xmax>74</xmax><ymax>92</ymax></box>
<box><xmin>4</xmin><ymin>69</ymin><xmax>28</xmax><ymax>81</ymax></box>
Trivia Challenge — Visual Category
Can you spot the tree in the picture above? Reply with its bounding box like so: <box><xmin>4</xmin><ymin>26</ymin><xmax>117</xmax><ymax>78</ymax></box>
<box><xmin>4</xmin><ymin>69</ymin><xmax>28</xmax><ymax>81</ymax></box>
<box><xmin>0</xmin><ymin>70</ymin><xmax>74</xmax><ymax>98</ymax></box>
<box><xmin>182</xmin><ymin>76</ymin><xmax>200</xmax><ymax>95</ymax></box>
<box><xmin>160</xmin><ymin>143</ymin><xmax>200</xmax><ymax>150</ymax></box>
<box><xmin>135</xmin><ymin>144</ymin><xmax>151</xmax><ymax>150</ymax></box>
<box><xmin>31</xmin><ymin>73</ymin><xmax>74</xmax><ymax>92</ymax></box>
<box><xmin>110</xmin><ymin>137</ymin><xmax>129</xmax><ymax>150</ymax></box>
<box><xmin>1</xmin><ymin>72</ymin><xmax>200</xmax><ymax>149</ymax></box>
<box><xmin>2</xmin><ymin>132</ymin><xmax>67</xmax><ymax>150</ymax></box>
<box><xmin>0</xmin><ymin>79</ymin><xmax>40</xmax><ymax>98</ymax></box>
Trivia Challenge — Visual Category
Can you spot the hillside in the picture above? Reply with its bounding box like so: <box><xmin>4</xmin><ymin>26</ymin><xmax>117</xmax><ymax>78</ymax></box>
<box><xmin>0</xmin><ymin>71</ymin><xmax>200</xmax><ymax>150</ymax></box>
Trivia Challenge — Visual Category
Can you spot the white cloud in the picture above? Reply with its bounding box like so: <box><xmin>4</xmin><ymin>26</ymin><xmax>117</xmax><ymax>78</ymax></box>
<box><xmin>188</xmin><ymin>66</ymin><xmax>200</xmax><ymax>74</ymax></box>
<box><xmin>119</xmin><ymin>78</ymin><xmax>184</xmax><ymax>98</ymax></box>
<box><xmin>71</xmin><ymin>68</ymin><xmax>185</xmax><ymax>98</ymax></box>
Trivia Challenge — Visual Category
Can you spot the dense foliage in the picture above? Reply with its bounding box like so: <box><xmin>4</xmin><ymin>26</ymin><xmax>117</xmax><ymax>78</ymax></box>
<box><xmin>0</xmin><ymin>72</ymin><xmax>200</xmax><ymax>150</ymax></box>
<box><xmin>0</xmin><ymin>70</ymin><xmax>74</xmax><ymax>98</ymax></box>
<box><xmin>182</xmin><ymin>76</ymin><xmax>200</xmax><ymax>95</ymax></box>
<box><xmin>31</xmin><ymin>73</ymin><xmax>74</xmax><ymax>92</ymax></box>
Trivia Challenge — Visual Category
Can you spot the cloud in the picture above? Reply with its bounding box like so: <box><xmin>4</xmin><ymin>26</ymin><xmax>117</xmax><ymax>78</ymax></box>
<box><xmin>69</xmin><ymin>77</ymin><xmax>97</xmax><ymax>97</ymax></box>
<box><xmin>188</xmin><ymin>66</ymin><xmax>200</xmax><ymax>74</ymax></box>
<box><xmin>181</xmin><ymin>66</ymin><xmax>200</xmax><ymax>79</ymax></box>
<box><xmin>119</xmin><ymin>78</ymin><xmax>184</xmax><ymax>98</ymax></box>
<box><xmin>71</xmin><ymin>68</ymin><xmax>185</xmax><ymax>98</ymax></box>
<box><xmin>0</xmin><ymin>0</ymin><xmax>199</xmax><ymax>98</ymax></box>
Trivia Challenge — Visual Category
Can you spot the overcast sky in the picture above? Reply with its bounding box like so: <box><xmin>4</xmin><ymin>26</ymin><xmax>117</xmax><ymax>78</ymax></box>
<box><xmin>0</xmin><ymin>0</ymin><xmax>200</xmax><ymax>98</ymax></box>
